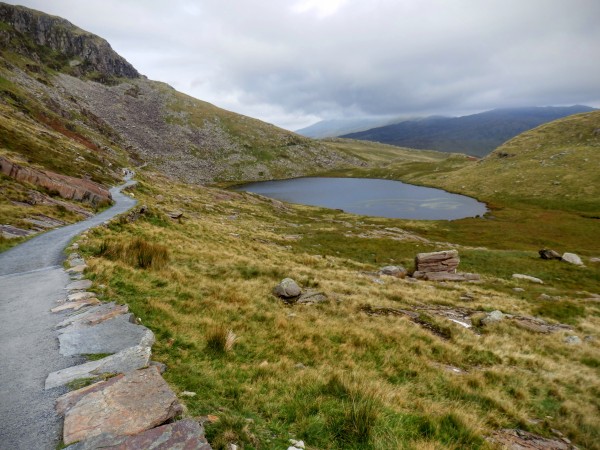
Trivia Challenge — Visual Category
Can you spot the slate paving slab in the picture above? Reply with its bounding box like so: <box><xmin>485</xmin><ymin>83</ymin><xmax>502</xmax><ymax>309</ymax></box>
<box><xmin>65</xmin><ymin>279</ymin><xmax>93</xmax><ymax>291</ymax></box>
<box><xmin>61</xmin><ymin>367</ymin><xmax>183</xmax><ymax>445</ymax></box>
<box><xmin>51</xmin><ymin>298</ymin><xmax>100</xmax><ymax>313</ymax></box>
<box><xmin>64</xmin><ymin>419</ymin><xmax>212</xmax><ymax>449</ymax></box>
<box><xmin>45</xmin><ymin>345</ymin><xmax>152</xmax><ymax>390</ymax></box>
<box><xmin>56</xmin><ymin>302</ymin><xmax>129</xmax><ymax>329</ymax></box>
<box><xmin>58</xmin><ymin>314</ymin><xmax>154</xmax><ymax>356</ymax></box>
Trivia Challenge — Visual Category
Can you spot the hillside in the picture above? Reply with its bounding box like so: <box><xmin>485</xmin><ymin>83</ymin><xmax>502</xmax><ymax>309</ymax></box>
<box><xmin>296</xmin><ymin>117</ymin><xmax>399</xmax><ymax>139</ymax></box>
<box><xmin>342</xmin><ymin>106</ymin><xmax>597</xmax><ymax>157</ymax></box>
<box><xmin>425</xmin><ymin>111</ymin><xmax>600</xmax><ymax>209</ymax></box>
<box><xmin>0</xmin><ymin>2</ymin><xmax>364</xmax><ymax>246</ymax></box>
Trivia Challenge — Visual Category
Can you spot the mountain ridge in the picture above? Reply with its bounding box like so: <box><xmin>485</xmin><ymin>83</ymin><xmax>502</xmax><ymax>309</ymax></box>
<box><xmin>342</xmin><ymin>105</ymin><xmax>597</xmax><ymax>157</ymax></box>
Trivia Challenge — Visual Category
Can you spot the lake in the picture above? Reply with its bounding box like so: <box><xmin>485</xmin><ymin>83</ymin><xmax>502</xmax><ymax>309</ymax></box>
<box><xmin>233</xmin><ymin>177</ymin><xmax>487</xmax><ymax>220</ymax></box>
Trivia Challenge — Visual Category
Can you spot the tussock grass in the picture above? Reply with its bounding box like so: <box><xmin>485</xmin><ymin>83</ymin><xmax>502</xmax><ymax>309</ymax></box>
<box><xmin>78</xmin><ymin>173</ymin><xmax>600</xmax><ymax>449</ymax></box>
<box><xmin>95</xmin><ymin>237</ymin><xmax>169</xmax><ymax>270</ymax></box>
<box><xmin>206</xmin><ymin>326</ymin><xmax>237</xmax><ymax>354</ymax></box>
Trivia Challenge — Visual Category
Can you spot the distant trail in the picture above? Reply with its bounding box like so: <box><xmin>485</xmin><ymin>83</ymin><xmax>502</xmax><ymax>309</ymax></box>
<box><xmin>0</xmin><ymin>180</ymin><xmax>136</xmax><ymax>449</ymax></box>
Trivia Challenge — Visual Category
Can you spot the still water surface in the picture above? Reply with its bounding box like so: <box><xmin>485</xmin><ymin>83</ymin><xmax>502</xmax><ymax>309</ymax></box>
<box><xmin>234</xmin><ymin>177</ymin><xmax>487</xmax><ymax>220</ymax></box>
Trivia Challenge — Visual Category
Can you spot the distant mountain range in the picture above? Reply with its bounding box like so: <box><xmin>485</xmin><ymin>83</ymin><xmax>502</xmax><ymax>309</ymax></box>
<box><xmin>339</xmin><ymin>106</ymin><xmax>597</xmax><ymax>157</ymax></box>
<box><xmin>295</xmin><ymin>117</ymin><xmax>403</xmax><ymax>139</ymax></box>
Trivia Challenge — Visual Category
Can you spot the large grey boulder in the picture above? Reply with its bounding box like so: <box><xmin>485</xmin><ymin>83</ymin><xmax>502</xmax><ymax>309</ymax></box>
<box><xmin>60</xmin><ymin>367</ymin><xmax>182</xmax><ymax>445</ymax></box>
<box><xmin>45</xmin><ymin>345</ymin><xmax>151</xmax><ymax>390</ymax></box>
<box><xmin>58</xmin><ymin>314</ymin><xmax>154</xmax><ymax>356</ymax></box>
<box><xmin>273</xmin><ymin>278</ymin><xmax>302</xmax><ymax>299</ymax></box>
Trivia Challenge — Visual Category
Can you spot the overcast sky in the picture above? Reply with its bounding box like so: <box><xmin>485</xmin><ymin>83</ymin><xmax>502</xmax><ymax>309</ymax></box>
<box><xmin>6</xmin><ymin>0</ymin><xmax>600</xmax><ymax>130</ymax></box>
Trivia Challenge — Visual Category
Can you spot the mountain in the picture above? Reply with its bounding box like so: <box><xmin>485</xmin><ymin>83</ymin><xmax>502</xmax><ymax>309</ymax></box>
<box><xmin>342</xmin><ymin>106</ymin><xmax>597</xmax><ymax>157</ymax></box>
<box><xmin>296</xmin><ymin>117</ymin><xmax>401</xmax><ymax>139</ymax></box>
<box><xmin>425</xmin><ymin>110</ymin><xmax>600</xmax><ymax>205</ymax></box>
<box><xmin>0</xmin><ymin>2</ymin><xmax>360</xmax><ymax>188</ymax></box>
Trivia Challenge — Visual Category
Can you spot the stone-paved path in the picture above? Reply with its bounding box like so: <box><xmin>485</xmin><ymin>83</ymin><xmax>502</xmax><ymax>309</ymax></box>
<box><xmin>0</xmin><ymin>180</ymin><xmax>136</xmax><ymax>450</ymax></box>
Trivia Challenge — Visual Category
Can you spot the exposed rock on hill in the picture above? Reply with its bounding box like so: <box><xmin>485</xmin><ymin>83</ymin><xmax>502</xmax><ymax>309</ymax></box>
<box><xmin>0</xmin><ymin>155</ymin><xmax>112</xmax><ymax>205</ymax></box>
<box><xmin>0</xmin><ymin>3</ymin><xmax>139</xmax><ymax>79</ymax></box>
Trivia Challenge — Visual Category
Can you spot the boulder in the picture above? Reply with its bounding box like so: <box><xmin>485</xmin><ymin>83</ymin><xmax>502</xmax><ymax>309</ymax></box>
<box><xmin>561</xmin><ymin>252</ymin><xmax>583</xmax><ymax>266</ymax></box>
<box><xmin>273</xmin><ymin>278</ymin><xmax>302</xmax><ymax>299</ymax></box>
<box><xmin>512</xmin><ymin>274</ymin><xmax>544</xmax><ymax>284</ymax></box>
<box><xmin>563</xmin><ymin>335</ymin><xmax>582</xmax><ymax>345</ymax></box>
<box><xmin>415</xmin><ymin>250</ymin><xmax>459</xmax><ymax>273</ymax></box>
<box><xmin>482</xmin><ymin>310</ymin><xmax>505</xmax><ymax>325</ymax></box>
<box><xmin>378</xmin><ymin>265</ymin><xmax>407</xmax><ymax>278</ymax></box>
<box><xmin>539</xmin><ymin>249</ymin><xmax>562</xmax><ymax>260</ymax></box>
<box><xmin>45</xmin><ymin>345</ymin><xmax>151</xmax><ymax>390</ymax></box>
<box><xmin>61</xmin><ymin>367</ymin><xmax>183</xmax><ymax>445</ymax></box>
<box><xmin>64</xmin><ymin>419</ymin><xmax>212</xmax><ymax>450</ymax></box>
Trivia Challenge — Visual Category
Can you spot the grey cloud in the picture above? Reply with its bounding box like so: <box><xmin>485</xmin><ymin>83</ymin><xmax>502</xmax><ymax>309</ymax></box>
<box><xmin>6</xmin><ymin>0</ymin><xmax>600</xmax><ymax>129</ymax></box>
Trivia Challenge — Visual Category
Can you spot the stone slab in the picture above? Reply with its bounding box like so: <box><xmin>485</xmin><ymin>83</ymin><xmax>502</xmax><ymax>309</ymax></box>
<box><xmin>56</xmin><ymin>303</ymin><xmax>128</xmax><ymax>329</ymax></box>
<box><xmin>512</xmin><ymin>273</ymin><xmax>544</xmax><ymax>284</ymax></box>
<box><xmin>56</xmin><ymin>375</ymin><xmax>125</xmax><ymax>416</ymax></box>
<box><xmin>67</xmin><ymin>291</ymin><xmax>97</xmax><ymax>302</ymax></box>
<box><xmin>66</xmin><ymin>279</ymin><xmax>93</xmax><ymax>291</ymax></box>
<box><xmin>62</xmin><ymin>367</ymin><xmax>183</xmax><ymax>445</ymax></box>
<box><xmin>45</xmin><ymin>345</ymin><xmax>151</xmax><ymax>390</ymax></box>
<box><xmin>58</xmin><ymin>314</ymin><xmax>154</xmax><ymax>356</ymax></box>
<box><xmin>51</xmin><ymin>298</ymin><xmax>100</xmax><ymax>313</ymax></box>
<box><xmin>64</xmin><ymin>419</ymin><xmax>212</xmax><ymax>450</ymax></box>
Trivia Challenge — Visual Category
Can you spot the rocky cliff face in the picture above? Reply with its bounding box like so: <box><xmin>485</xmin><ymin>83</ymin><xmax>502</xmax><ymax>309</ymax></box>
<box><xmin>0</xmin><ymin>3</ymin><xmax>139</xmax><ymax>79</ymax></box>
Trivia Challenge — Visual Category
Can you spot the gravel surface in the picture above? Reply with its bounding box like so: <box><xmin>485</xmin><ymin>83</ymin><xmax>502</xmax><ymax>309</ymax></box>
<box><xmin>0</xmin><ymin>180</ymin><xmax>136</xmax><ymax>449</ymax></box>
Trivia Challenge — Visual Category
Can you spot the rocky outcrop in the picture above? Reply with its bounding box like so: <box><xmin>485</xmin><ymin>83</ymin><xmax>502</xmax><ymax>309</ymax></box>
<box><xmin>412</xmin><ymin>250</ymin><xmax>480</xmax><ymax>282</ymax></box>
<box><xmin>0</xmin><ymin>3</ymin><xmax>139</xmax><ymax>79</ymax></box>
<box><xmin>0</xmin><ymin>156</ymin><xmax>112</xmax><ymax>205</ymax></box>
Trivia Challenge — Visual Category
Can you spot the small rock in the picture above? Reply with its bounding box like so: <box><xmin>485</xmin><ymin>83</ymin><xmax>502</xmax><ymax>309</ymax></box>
<box><xmin>482</xmin><ymin>310</ymin><xmax>505</xmax><ymax>325</ymax></box>
<box><xmin>538</xmin><ymin>294</ymin><xmax>555</xmax><ymax>301</ymax></box>
<box><xmin>168</xmin><ymin>210</ymin><xmax>184</xmax><ymax>219</ymax></box>
<box><xmin>149</xmin><ymin>361</ymin><xmax>167</xmax><ymax>374</ymax></box>
<box><xmin>563</xmin><ymin>335</ymin><xmax>582</xmax><ymax>345</ymax></box>
<box><xmin>513</xmin><ymin>287</ymin><xmax>525</xmax><ymax>292</ymax></box>
<box><xmin>296</xmin><ymin>290</ymin><xmax>328</xmax><ymax>304</ymax></box>
<box><xmin>67</xmin><ymin>291</ymin><xmax>97</xmax><ymax>302</ymax></box>
<box><xmin>378</xmin><ymin>265</ymin><xmax>407</xmax><ymax>278</ymax></box>
<box><xmin>180</xmin><ymin>391</ymin><xmax>197</xmax><ymax>397</ymax></box>
<box><xmin>590</xmin><ymin>257</ymin><xmax>600</xmax><ymax>263</ymax></box>
<box><xmin>539</xmin><ymin>249</ymin><xmax>562</xmax><ymax>260</ymax></box>
<box><xmin>69</xmin><ymin>258</ymin><xmax>86</xmax><ymax>268</ymax></box>
<box><xmin>294</xmin><ymin>363</ymin><xmax>306</xmax><ymax>370</ymax></box>
<box><xmin>289</xmin><ymin>440</ymin><xmax>306</xmax><ymax>449</ymax></box>
<box><xmin>66</xmin><ymin>265</ymin><xmax>87</xmax><ymax>274</ymax></box>
<box><xmin>273</xmin><ymin>278</ymin><xmax>302</xmax><ymax>299</ymax></box>
<box><xmin>512</xmin><ymin>274</ymin><xmax>543</xmax><ymax>284</ymax></box>
<box><xmin>562</xmin><ymin>252</ymin><xmax>583</xmax><ymax>266</ymax></box>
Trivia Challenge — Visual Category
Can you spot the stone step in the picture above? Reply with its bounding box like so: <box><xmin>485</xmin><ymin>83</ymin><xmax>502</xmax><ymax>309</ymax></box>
<box><xmin>59</xmin><ymin>367</ymin><xmax>183</xmax><ymax>445</ymax></box>
<box><xmin>56</xmin><ymin>302</ymin><xmax>129</xmax><ymax>329</ymax></box>
<box><xmin>64</xmin><ymin>419</ymin><xmax>212</xmax><ymax>449</ymax></box>
<box><xmin>45</xmin><ymin>345</ymin><xmax>151</xmax><ymax>390</ymax></box>
<box><xmin>58</xmin><ymin>314</ymin><xmax>154</xmax><ymax>356</ymax></box>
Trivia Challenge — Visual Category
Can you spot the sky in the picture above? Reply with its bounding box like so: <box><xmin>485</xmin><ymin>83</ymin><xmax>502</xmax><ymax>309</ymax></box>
<box><xmin>5</xmin><ymin>0</ymin><xmax>600</xmax><ymax>130</ymax></box>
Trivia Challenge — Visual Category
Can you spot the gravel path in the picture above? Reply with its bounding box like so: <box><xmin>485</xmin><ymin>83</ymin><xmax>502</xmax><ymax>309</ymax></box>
<box><xmin>0</xmin><ymin>180</ymin><xmax>136</xmax><ymax>449</ymax></box>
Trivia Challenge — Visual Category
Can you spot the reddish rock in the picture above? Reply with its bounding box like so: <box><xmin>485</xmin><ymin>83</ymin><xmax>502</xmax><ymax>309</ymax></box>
<box><xmin>415</xmin><ymin>250</ymin><xmax>460</xmax><ymax>273</ymax></box>
<box><xmin>65</xmin><ymin>419</ymin><xmax>212</xmax><ymax>449</ymax></box>
<box><xmin>0</xmin><ymin>156</ymin><xmax>111</xmax><ymax>205</ymax></box>
<box><xmin>62</xmin><ymin>367</ymin><xmax>183</xmax><ymax>445</ymax></box>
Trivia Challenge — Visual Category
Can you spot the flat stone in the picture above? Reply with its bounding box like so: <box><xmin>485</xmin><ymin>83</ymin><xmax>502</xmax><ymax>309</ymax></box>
<box><xmin>422</xmin><ymin>272</ymin><xmax>480</xmax><ymax>282</ymax></box>
<box><xmin>56</xmin><ymin>303</ymin><xmax>129</xmax><ymax>329</ymax></box>
<box><xmin>180</xmin><ymin>391</ymin><xmax>197</xmax><ymax>397</ymax></box>
<box><xmin>513</xmin><ymin>274</ymin><xmax>544</xmax><ymax>284</ymax></box>
<box><xmin>61</xmin><ymin>367</ymin><xmax>183</xmax><ymax>445</ymax></box>
<box><xmin>562</xmin><ymin>252</ymin><xmax>583</xmax><ymax>266</ymax></box>
<box><xmin>590</xmin><ymin>257</ymin><xmax>600</xmax><ymax>263</ymax></box>
<box><xmin>57</xmin><ymin>375</ymin><xmax>126</xmax><ymax>416</ymax></box>
<box><xmin>45</xmin><ymin>345</ymin><xmax>151</xmax><ymax>390</ymax></box>
<box><xmin>51</xmin><ymin>298</ymin><xmax>100</xmax><ymax>313</ymax></box>
<box><xmin>488</xmin><ymin>429</ymin><xmax>573</xmax><ymax>449</ymax></box>
<box><xmin>296</xmin><ymin>290</ymin><xmax>328</xmax><ymax>304</ymax></box>
<box><xmin>69</xmin><ymin>258</ymin><xmax>86</xmax><ymax>268</ymax></box>
<box><xmin>67</xmin><ymin>291</ymin><xmax>97</xmax><ymax>302</ymax></box>
<box><xmin>58</xmin><ymin>314</ymin><xmax>154</xmax><ymax>356</ymax></box>
<box><xmin>513</xmin><ymin>287</ymin><xmax>525</xmax><ymax>292</ymax></box>
<box><xmin>66</xmin><ymin>265</ymin><xmax>87</xmax><ymax>274</ymax></box>
<box><xmin>64</xmin><ymin>419</ymin><xmax>212</xmax><ymax>450</ymax></box>
<box><xmin>66</xmin><ymin>279</ymin><xmax>93</xmax><ymax>291</ymax></box>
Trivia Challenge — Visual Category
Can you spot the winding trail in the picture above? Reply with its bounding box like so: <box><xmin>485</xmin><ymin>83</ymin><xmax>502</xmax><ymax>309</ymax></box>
<box><xmin>0</xmin><ymin>180</ymin><xmax>136</xmax><ymax>449</ymax></box>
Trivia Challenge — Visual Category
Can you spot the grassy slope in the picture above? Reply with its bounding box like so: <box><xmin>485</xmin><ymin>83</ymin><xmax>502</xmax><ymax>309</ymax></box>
<box><xmin>76</xmin><ymin>170</ymin><xmax>600</xmax><ymax>450</ymax></box>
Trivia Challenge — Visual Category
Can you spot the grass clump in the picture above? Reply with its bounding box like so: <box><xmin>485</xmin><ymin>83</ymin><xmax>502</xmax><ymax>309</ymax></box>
<box><xmin>205</xmin><ymin>326</ymin><xmax>237</xmax><ymax>355</ymax></box>
<box><xmin>95</xmin><ymin>237</ymin><xmax>169</xmax><ymax>270</ymax></box>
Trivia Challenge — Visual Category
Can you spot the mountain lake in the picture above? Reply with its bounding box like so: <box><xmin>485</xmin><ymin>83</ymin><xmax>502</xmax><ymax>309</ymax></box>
<box><xmin>233</xmin><ymin>177</ymin><xmax>487</xmax><ymax>220</ymax></box>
